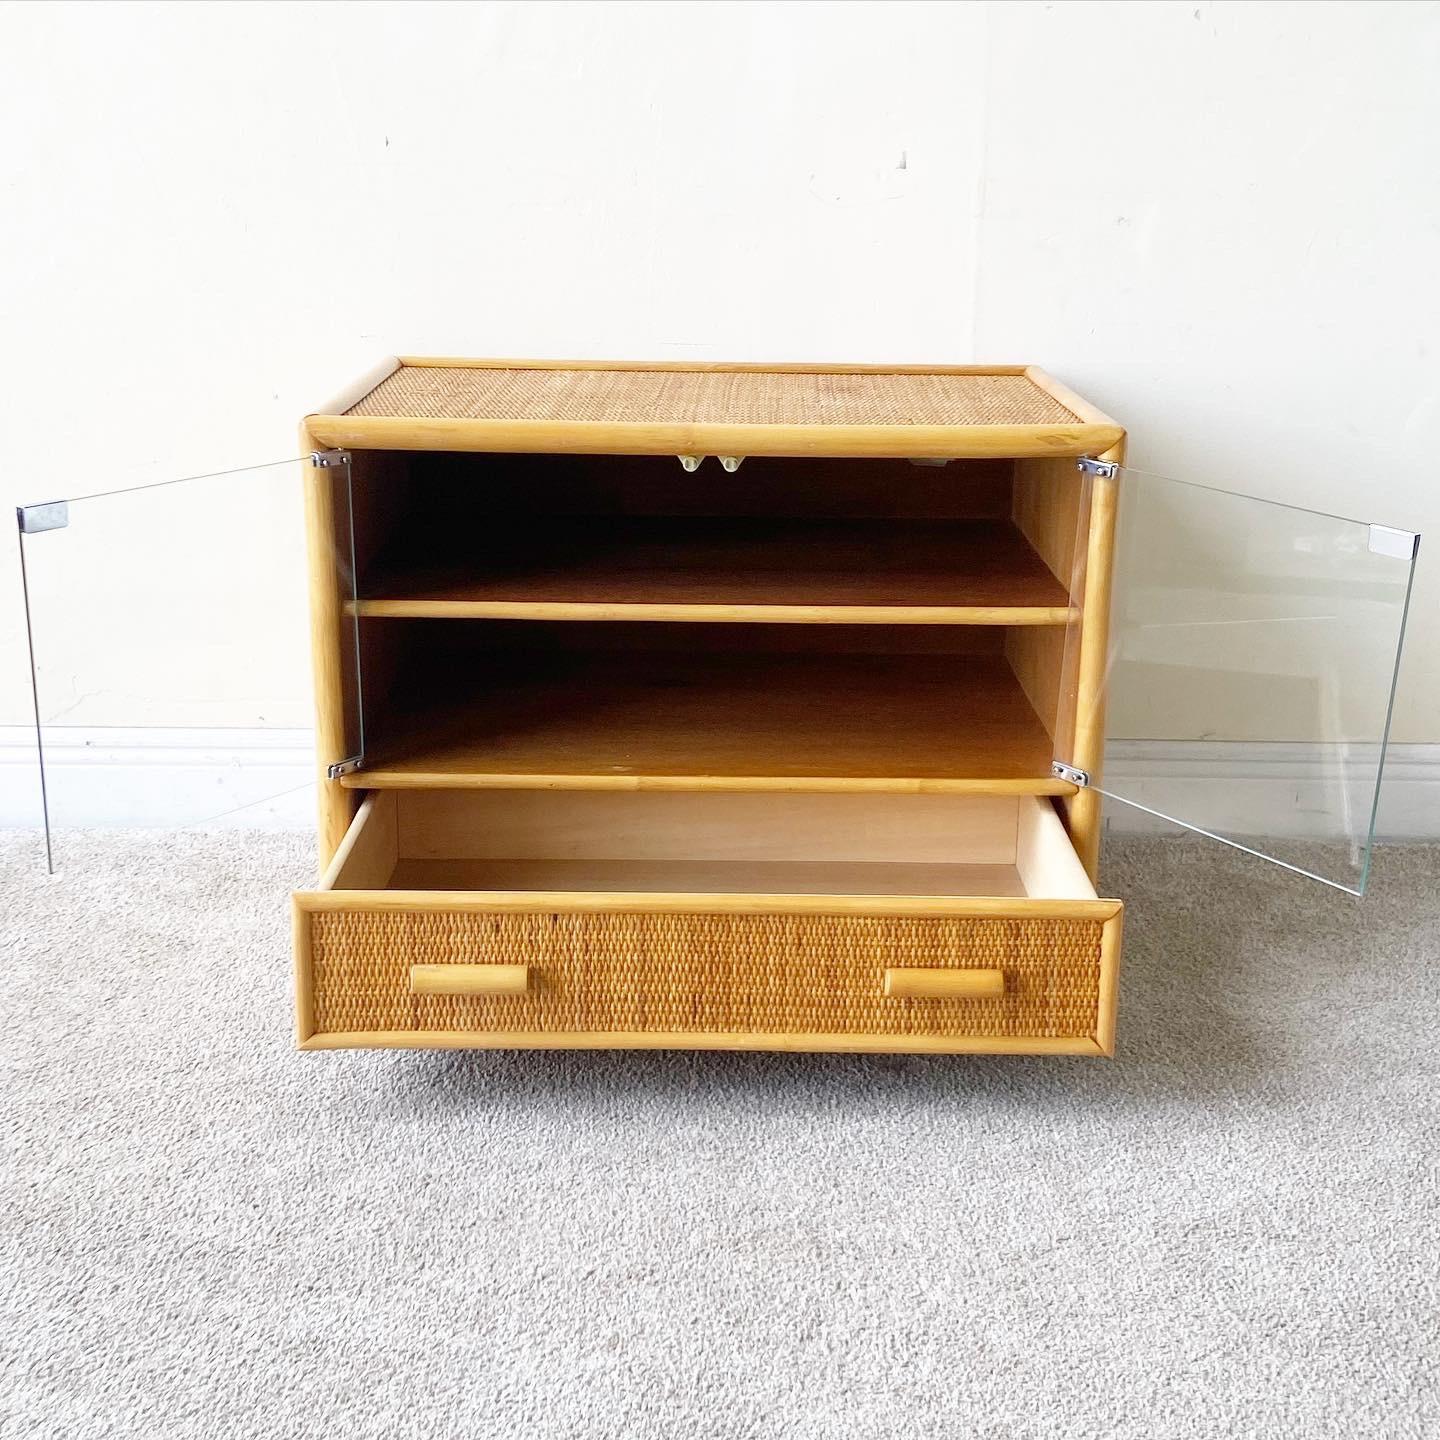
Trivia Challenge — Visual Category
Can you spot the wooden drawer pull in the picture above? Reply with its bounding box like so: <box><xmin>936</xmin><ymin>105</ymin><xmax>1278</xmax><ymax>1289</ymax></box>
<box><xmin>409</xmin><ymin>964</ymin><xmax>531</xmax><ymax>997</ymax></box>
<box><xmin>883</xmin><ymin>967</ymin><xmax>1005</xmax><ymax>1000</ymax></box>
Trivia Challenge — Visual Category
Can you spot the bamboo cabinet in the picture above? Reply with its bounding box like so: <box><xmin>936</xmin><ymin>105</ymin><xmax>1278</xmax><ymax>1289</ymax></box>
<box><xmin>21</xmin><ymin>358</ymin><xmax>1412</xmax><ymax>1057</ymax></box>
<box><xmin>283</xmin><ymin>358</ymin><xmax>1135</xmax><ymax>1055</ymax></box>
<box><xmin>275</xmin><ymin>357</ymin><xmax>1422</xmax><ymax>1055</ymax></box>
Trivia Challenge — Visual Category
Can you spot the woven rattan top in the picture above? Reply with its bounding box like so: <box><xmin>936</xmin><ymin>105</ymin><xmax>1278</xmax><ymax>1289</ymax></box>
<box><xmin>345</xmin><ymin>364</ymin><xmax>1081</xmax><ymax>428</ymax></box>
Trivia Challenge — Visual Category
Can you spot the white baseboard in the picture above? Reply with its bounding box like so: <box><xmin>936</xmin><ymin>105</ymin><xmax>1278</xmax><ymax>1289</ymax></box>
<box><xmin>0</xmin><ymin>726</ymin><xmax>316</xmax><ymax>828</ymax></box>
<box><xmin>1100</xmin><ymin>740</ymin><xmax>1440</xmax><ymax>841</ymax></box>
<box><xmin>1</xmin><ymin>729</ymin><xmax>1437</xmax><ymax>840</ymax></box>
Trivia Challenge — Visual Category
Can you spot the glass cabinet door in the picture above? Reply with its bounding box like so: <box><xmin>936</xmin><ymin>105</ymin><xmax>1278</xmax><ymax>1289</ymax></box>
<box><xmin>15</xmin><ymin>454</ymin><xmax>361</xmax><ymax>872</ymax></box>
<box><xmin>1058</xmin><ymin>462</ymin><xmax>1419</xmax><ymax>895</ymax></box>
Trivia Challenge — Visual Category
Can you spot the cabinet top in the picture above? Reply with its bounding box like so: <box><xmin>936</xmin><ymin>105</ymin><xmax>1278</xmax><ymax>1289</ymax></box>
<box><xmin>305</xmin><ymin>358</ymin><xmax>1123</xmax><ymax>460</ymax></box>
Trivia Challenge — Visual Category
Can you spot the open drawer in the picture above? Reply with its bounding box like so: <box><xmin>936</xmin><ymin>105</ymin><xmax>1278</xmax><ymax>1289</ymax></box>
<box><xmin>293</xmin><ymin>792</ymin><xmax>1123</xmax><ymax>1055</ymax></box>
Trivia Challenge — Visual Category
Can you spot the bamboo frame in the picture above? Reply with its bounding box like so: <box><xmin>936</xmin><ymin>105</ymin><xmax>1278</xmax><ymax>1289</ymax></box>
<box><xmin>295</xmin><ymin>889</ymin><xmax>1123</xmax><ymax>921</ymax></box>
<box><xmin>305</xmin><ymin>414</ymin><xmax>1123</xmax><ymax>461</ymax></box>
<box><xmin>1065</xmin><ymin>438</ymin><xmax>1126</xmax><ymax>878</ymax></box>
<box><xmin>396</xmin><ymin>358</ymin><xmax>1041</xmax><ymax>373</ymax></box>
<box><xmin>307</xmin><ymin>358</ymin><xmax>1123</xmax><ymax>459</ymax></box>
<box><xmin>1023</xmin><ymin>367</ymin><xmax>1120</xmax><ymax>429</ymax></box>
<box><xmin>298</xmin><ymin>1030</ymin><xmax>1109</xmax><ymax>1056</ymax></box>
<box><xmin>300</xmin><ymin>421</ymin><xmax>357</xmax><ymax>863</ymax></box>
<box><xmin>1094</xmin><ymin>910</ymin><xmax>1124</xmax><ymax>1056</ymax></box>
<box><xmin>342</xmin><ymin>772</ymin><xmax>1076</xmax><ymax>797</ymax></box>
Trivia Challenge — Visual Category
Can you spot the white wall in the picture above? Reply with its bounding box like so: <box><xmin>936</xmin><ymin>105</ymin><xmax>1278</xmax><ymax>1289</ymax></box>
<box><xmin>1</xmin><ymin>1</ymin><xmax>1436</xmax><ymax>820</ymax></box>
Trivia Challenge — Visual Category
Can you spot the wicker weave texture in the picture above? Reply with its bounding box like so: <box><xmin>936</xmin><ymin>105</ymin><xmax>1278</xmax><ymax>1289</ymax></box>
<box><xmin>344</xmin><ymin>367</ymin><xmax>1079</xmax><ymax>428</ymax></box>
<box><xmin>307</xmin><ymin>909</ymin><xmax>1104</xmax><ymax>1040</ymax></box>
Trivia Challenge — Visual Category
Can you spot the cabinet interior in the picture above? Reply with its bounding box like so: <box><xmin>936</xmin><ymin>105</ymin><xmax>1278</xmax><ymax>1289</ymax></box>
<box><xmin>339</xmin><ymin>451</ymin><xmax>1087</xmax><ymax>796</ymax></box>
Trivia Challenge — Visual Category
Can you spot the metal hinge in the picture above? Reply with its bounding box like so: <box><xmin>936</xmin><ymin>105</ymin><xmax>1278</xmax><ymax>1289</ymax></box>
<box><xmin>1051</xmin><ymin>760</ymin><xmax>1091</xmax><ymax>787</ymax></box>
<box><xmin>311</xmin><ymin>449</ymin><xmax>352</xmax><ymax>469</ymax></box>
<box><xmin>326</xmin><ymin>756</ymin><xmax>363</xmax><ymax>780</ymax></box>
<box><xmin>1076</xmin><ymin>457</ymin><xmax>1119</xmax><ymax>479</ymax></box>
<box><xmin>16</xmin><ymin>501</ymin><xmax>69</xmax><ymax>535</ymax></box>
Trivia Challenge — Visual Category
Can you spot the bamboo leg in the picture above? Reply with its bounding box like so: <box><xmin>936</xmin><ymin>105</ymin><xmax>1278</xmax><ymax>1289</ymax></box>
<box><xmin>1064</xmin><ymin>438</ymin><xmax>1125</xmax><ymax>880</ymax></box>
<box><xmin>301</xmin><ymin>421</ymin><xmax>358</xmax><ymax>865</ymax></box>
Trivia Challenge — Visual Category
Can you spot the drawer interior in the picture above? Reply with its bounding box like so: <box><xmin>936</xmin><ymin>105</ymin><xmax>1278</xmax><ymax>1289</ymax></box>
<box><xmin>322</xmin><ymin>791</ymin><xmax>1097</xmax><ymax>901</ymax></box>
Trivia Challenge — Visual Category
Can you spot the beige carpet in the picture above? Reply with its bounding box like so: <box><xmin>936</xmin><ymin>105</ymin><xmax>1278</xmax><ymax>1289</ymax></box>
<box><xmin>2</xmin><ymin>831</ymin><xmax>1436</xmax><ymax>1439</ymax></box>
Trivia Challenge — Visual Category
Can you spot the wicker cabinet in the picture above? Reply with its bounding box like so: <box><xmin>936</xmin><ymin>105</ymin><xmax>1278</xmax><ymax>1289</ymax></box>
<box><xmin>18</xmin><ymin>357</ymin><xmax>1413</xmax><ymax>1056</ymax></box>
<box><xmin>275</xmin><ymin>357</ymin><xmax>1421</xmax><ymax>1055</ymax></box>
<box><xmin>284</xmin><ymin>359</ymin><xmax>1134</xmax><ymax>1055</ymax></box>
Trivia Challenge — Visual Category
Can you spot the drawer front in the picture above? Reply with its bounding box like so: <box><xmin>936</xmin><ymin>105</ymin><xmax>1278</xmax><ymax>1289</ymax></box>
<box><xmin>296</xmin><ymin>903</ymin><xmax>1121</xmax><ymax>1054</ymax></box>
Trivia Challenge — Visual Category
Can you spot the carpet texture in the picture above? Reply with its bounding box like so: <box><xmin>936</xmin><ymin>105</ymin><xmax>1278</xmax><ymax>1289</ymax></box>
<box><xmin>1</xmin><ymin>831</ymin><xmax>1437</xmax><ymax>1439</ymax></box>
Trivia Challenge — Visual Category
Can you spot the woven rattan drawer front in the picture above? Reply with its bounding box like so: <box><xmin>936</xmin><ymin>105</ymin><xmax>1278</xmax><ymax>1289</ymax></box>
<box><xmin>296</xmin><ymin>904</ymin><xmax>1121</xmax><ymax>1054</ymax></box>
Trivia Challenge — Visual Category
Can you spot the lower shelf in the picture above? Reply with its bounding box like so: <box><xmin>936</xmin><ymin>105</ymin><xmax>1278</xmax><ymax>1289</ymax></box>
<box><xmin>347</xmin><ymin>651</ymin><xmax>1067</xmax><ymax>793</ymax></box>
<box><xmin>293</xmin><ymin>790</ymin><xmax>1122</xmax><ymax>1054</ymax></box>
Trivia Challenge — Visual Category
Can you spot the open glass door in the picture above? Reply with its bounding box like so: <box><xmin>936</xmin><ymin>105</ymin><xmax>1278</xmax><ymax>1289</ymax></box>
<box><xmin>1057</xmin><ymin>461</ymin><xmax>1419</xmax><ymax>896</ymax></box>
<box><xmin>15</xmin><ymin>453</ymin><xmax>361</xmax><ymax>872</ymax></box>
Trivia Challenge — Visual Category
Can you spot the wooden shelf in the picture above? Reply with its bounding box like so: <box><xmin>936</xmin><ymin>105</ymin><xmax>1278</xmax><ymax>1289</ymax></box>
<box><xmin>352</xmin><ymin>519</ymin><xmax>1073</xmax><ymax>626</ymax></box>
<box><xmin>346</xmin><ymin>653</ymin><xmax>1067</xmax><ymax>794</ymax></box>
